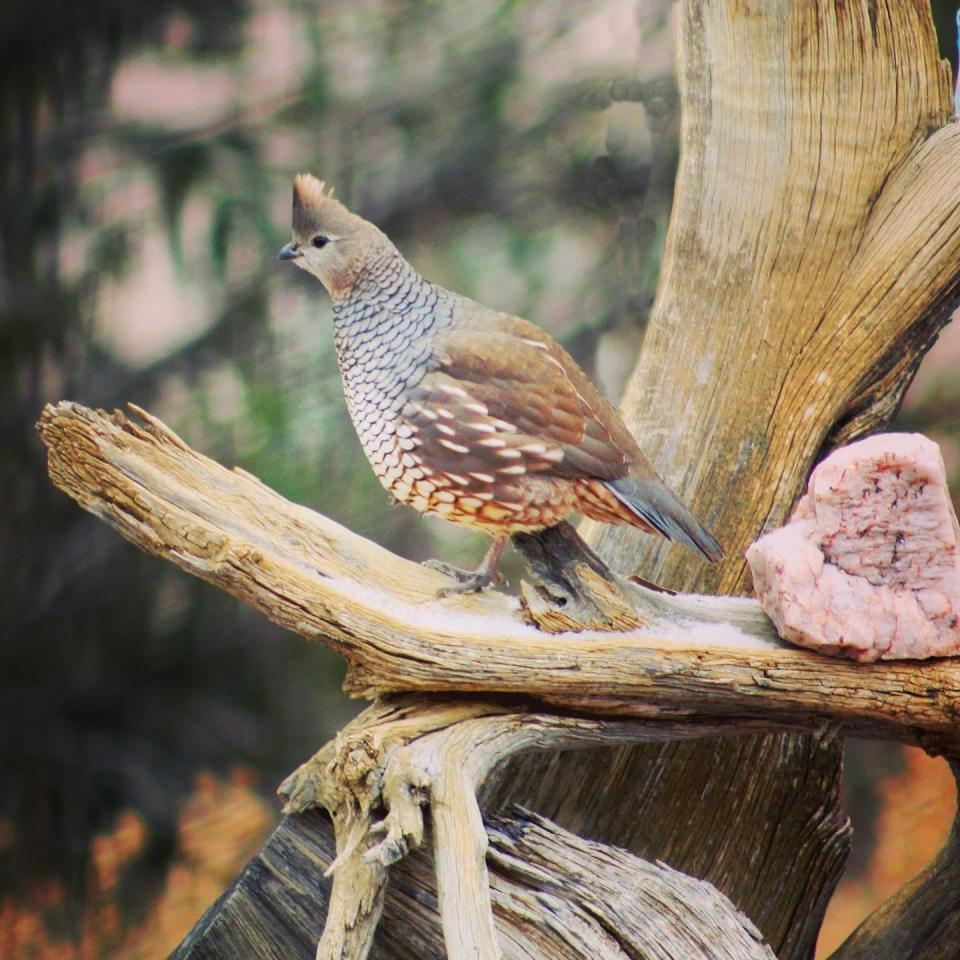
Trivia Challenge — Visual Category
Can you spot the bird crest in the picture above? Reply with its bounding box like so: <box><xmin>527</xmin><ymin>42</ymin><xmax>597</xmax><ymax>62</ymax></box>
<box><xmin>293</xmin><ymin>173</ymin><xmax>334</xmax><ymax>207</ymax></box>
<box><xmin>292</xmin><ymin>173</ymin><xmax>356</xmax><ymax>240</ymax></box>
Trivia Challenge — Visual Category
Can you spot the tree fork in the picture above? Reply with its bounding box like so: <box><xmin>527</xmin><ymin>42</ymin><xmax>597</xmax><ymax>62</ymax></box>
<box><xmin>505</xmin><ymin>1</ymin><xmax>960</xmax><ymax>956</ymax></box>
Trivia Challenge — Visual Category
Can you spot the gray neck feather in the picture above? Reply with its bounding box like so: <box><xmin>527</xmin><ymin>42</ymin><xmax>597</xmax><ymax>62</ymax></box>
<box><xmin>332</xmin><ymin>247</ymin><xmax>452</xmax><ymax>427</ymax></box>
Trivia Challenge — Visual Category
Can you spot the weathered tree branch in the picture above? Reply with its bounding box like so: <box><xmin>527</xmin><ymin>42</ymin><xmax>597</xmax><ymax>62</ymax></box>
<box><xmin>289</xmin><ymin>701</ymin><xmax>501</xmax><ymax>960</ymax></box>
<box><xmin>277</xmin><ymin>698</ymin><xmax>783</xmax><ymax>960</ymax></box>
<box><xmin>830</xmin><ymin>761</ymin><xmax>960</xmax><ymax>960</ymax></box>
<box><xmin>174</xmin><ymin>801</ymin><xmax>778</xmax><ymax>960</ymax></box>
<box><xmin>38</xmin><ymin>401</ymin><xmax>960</xmax><ymax>757</ymax></box>
<box><xmin>592</xmin><ymin>5</ymin><xmax>960</xmax><ymax>594</ymax></box>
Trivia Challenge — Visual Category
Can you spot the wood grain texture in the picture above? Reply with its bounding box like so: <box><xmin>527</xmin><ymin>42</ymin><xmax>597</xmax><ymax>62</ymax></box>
<box><xmin>37</xmin><ymin>401</ymin><xmax>960</xmax><ymax>755</ymax></box>
<box><xmin>485</xmin><ymin>728</ymin><xmax>850</xmax><ymax>959</ymax></box>
<box><xmin>172</xmin><ymin>805</ymin><xmax>776</xmax><ymax>960</ymax></box>
<box><xmin>275</xmin><ymin>698</ymin><xmax>783</xmax><ymax>960</ymax></box>
<box><xmin>590</xmin><ymin>1</ymin><xmax>959</xmax><ymax>590</ymax></box>
<box><xmin>518</xmin><ymin>2</ymin><xmax>960</xmax><ymax>956</ymax></box>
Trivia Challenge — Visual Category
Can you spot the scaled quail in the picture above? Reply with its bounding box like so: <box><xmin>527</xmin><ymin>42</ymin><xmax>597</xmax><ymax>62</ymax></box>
<box><xmin>278</xmin><ymin>174</ymin><xmax>722</xmax><ymax>593</ymax></box>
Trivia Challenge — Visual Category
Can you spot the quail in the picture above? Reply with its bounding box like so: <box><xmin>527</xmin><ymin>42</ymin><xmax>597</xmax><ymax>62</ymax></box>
<box><xmin>278</xmin><ymin>174</ymin><xmax>722</xmax><ymax>593</ymax></box>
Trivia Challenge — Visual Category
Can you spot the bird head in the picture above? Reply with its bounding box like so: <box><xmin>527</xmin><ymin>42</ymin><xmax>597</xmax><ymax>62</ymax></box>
<box><xmin>278</xmin><ymin>174</ymin><xmax>387</xmax><ymax>297</ymax></box>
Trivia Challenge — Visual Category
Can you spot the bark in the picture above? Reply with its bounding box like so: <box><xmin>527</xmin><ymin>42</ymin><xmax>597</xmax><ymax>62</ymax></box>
<box><xmin>496</xmin><ymin>2</ymin><xmax>960</xmax><ymax>957</ymax></box>
<box><xmin>37</xmin><ymin>402</ymin><xmax>960</xmax><ymax>755</ymax></box>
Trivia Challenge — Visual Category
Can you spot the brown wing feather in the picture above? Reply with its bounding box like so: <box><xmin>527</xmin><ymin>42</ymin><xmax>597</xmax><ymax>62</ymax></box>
<box><xmin>392</xmin><ymin>319</ymin><xmax>722</xmax><ymax>556</ymax></box>
<box><xmin>419</xmin><ymin>327</ymin><xmax>636</xmax><ymax>482</ymax></box>
<box><xmin>401</xmin><ymin>370</ymin><xmax>565</xmax><ymax>484</ymax></box>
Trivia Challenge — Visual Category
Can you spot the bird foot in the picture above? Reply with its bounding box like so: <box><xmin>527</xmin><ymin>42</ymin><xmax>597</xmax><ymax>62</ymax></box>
<box><xmin>422</xmin><ymin>559</ymin><xmax>503</xmax><ymax>596</ymax></box>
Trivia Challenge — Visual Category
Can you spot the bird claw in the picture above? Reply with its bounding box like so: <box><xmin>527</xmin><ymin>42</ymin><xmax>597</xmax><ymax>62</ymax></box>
<box><xmin>422</xmin><ymin>559</ymin><xmax>502</xmax><ymax>596</ymax></box>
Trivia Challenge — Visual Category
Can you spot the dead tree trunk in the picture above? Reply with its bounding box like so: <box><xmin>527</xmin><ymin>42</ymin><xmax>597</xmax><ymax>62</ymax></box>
<box><xmin>490</xmin><ymin>3</ymin><xmax>960</xmax><ymax>957</ymax></box>
<box><xmin>36</xmin><ymin>1</ymin><xmax>960</xmax><ymax>958</ymax></box>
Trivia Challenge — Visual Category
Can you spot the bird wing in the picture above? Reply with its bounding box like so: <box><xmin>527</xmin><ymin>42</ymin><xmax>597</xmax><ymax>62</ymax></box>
<box><xmin>400</xmin><ymin>327</ymin><xmax>637</xmax><ymax>482</ymax></box>
<box><xmin>399</xmin><ymin>322</ymin><xmax>723</xmax><ymax>560</ymax></box>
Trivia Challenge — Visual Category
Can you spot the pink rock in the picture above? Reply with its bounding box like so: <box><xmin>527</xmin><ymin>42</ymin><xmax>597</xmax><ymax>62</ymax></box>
<box><xmin>746</xmin><ymin>433</ymin><xmax>960</xmax><ymax>661</ymax></box>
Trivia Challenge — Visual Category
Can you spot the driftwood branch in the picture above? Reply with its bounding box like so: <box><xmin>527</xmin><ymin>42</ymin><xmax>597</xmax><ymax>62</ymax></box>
<box><xmin>38</xmin><ymin>401</ymin><xmax>960</xmax><ymax>758</ymax></box>
<box><xmin>37</xmin><ymin>400</ymin><xmax>960</xmax><ymax>958</ymax></box>
<box><xmin>289</xmin><ymin>702</ymin><xmax>498</xmax><ymax>960</ymax></box>
<box><xmin>40</xmin><ymin>399</ymin><xmax>951</xmax><ymax>956</ymax></box>
<box><xmin>175</xmin><ymin>802</ymin><xmax>776</xmax><ymax>960</ymax></box>
<box><xmin>278</xmin><ymin>698</ymin><xmax>783</xmax><ymax>960</ymax></box>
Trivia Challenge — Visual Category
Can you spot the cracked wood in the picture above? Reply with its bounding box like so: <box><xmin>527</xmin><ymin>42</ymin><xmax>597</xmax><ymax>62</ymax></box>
<box><xmin>38</xmin><ymin>401</ymin><xmax>960</xmax><ymax>755</ymax></box>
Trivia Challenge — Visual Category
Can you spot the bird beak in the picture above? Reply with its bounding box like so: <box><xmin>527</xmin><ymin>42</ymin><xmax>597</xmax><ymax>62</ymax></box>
<box><xmin>277</xmin><ymin>242</ymin><xmax>301</xmax><ymax>261</ymax></box>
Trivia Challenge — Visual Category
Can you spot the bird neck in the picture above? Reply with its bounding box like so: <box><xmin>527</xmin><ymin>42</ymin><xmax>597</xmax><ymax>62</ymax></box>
<box><xmin>331</xmin><ymin>250</ymin><xmax>449</xmax><ymax>353</ymax></box>
<box><xmin>330</xmin><ymin>250</ymin><xmax>453</xmax><ymax>426</ymax></box>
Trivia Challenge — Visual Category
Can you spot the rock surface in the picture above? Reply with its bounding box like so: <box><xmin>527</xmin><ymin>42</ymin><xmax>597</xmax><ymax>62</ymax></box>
<box><xmin>746</xmin><ymin>433</ymin><xmax>960</xmax><ymax>661</ymax></box>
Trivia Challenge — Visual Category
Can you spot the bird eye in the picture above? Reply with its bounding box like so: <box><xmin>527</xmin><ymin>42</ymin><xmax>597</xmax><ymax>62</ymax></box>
<box><xmin>312</xmin><ymin>235</ymin><xmax>329</xmax><ymax>249</ymax></box>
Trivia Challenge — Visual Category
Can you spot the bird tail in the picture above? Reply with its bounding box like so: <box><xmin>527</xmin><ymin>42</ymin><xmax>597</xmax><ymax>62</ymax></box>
<box><xmin>606</xmin><ymin>475</ymin><xmax>724</xmax><ymax>562</ymax></box>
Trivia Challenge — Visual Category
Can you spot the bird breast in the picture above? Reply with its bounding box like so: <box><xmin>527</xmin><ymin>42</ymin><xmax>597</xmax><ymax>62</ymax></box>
<box><xmin>331</xmin><ymin>271</ymin><xmax>448</xmax><ymax>480</ymax></box>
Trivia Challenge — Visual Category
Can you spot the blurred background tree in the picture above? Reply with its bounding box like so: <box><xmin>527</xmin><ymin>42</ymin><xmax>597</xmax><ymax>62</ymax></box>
<box><xmin>2</xmin><ymin>0</ymin><xmax>958</xmax><ymax>955</ymax></box>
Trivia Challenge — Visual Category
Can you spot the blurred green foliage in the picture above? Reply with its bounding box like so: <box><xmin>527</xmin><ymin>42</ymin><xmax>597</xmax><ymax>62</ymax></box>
<box><xmin>3</xmin><ymin>0</ymin><xmax>958</xmax><ymax>943</ymax></box>
<box><xmin>1</xmin><ymin>0</ymin><xmax>677</xmax><ymax>930</ymax></box>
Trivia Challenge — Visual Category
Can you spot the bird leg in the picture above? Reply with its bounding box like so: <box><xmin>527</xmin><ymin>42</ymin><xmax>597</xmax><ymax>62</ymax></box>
<box><xmin>423</xmin><ymin>536</ymin><xmax>508</xmax><ymax>596</ymax></box>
